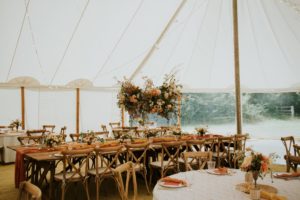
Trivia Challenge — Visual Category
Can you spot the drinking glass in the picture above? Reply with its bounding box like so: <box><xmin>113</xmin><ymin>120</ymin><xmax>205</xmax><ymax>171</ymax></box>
<box><xmin>207</xmin><ymin>161</ymin><xmax>216</xmax><ymax>169</ymax></box>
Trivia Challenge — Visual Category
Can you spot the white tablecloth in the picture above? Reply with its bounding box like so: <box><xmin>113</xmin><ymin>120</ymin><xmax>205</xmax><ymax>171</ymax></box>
<box><xmin>0</xmin><ymin>131</ymin><xmax>26</xmax><ymax>163</ymax></box>
<box><xmin>153</xmin><ymin>170</ymin><xmax>300</xmax><ymax>200</ymax></box>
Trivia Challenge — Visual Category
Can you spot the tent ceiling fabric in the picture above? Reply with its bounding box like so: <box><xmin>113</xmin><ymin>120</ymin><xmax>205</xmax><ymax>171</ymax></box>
<box><xmin>0</xmin><ymin>0</ymin><xmax>300</xmax><ymax>92</ymax></box>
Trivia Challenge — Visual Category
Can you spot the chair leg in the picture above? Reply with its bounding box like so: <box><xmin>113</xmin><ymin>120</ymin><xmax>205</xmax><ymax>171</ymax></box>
<box><xmin>84</xmin><ymin>179</ymin><xmax>90</xmax><ymax>200</ymax></box>
<box><xmin>61</xmin><ymin>183</ymin><xmax>65</xmax><ymax>200</ymax></box>
<box><xmin>149</xmin><ymin>167</ymin><xmax>153</xmax><ymax>187</ymax></box>
<box><xmin>143</xmin><ymin>170</ymin><xmax>150</xmax><ymax>194</ymax></box>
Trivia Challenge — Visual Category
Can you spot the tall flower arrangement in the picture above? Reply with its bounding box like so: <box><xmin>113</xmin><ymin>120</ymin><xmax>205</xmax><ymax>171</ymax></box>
<box><xmin>117</xmin><ymin>73</ymin><xmax>182</xmax><ymax>120</ymax></box>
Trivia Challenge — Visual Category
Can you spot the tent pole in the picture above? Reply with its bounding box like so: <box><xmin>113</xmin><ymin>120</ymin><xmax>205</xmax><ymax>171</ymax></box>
<box><xmin>233</xmin><ymin>0</ymin><xmax>242</xmax><ymax>134</ymax></box>
<box><xmin>76</xmin><ymin>88</ymin><xmax>80</xmax><ymax>133</ymax></box>
<box><xmin>177</xmin><ymin>95</ymin><xmax>181</xmax><ymax>128</ymax></box>
<box><xmin>129</xmin><ymin>0</ymin><xmax>187</xmax><ymax>81</ymax></box>
<box><xmin>21</xmin><ymin>87</ymin><xmax>25</xmax><ymax>130</ymax></box>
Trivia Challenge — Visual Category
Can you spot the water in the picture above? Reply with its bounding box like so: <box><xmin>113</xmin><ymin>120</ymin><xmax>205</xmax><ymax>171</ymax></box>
<box><xmin>182</xmin><ymin>119</ymin><xmax>300</xmax><ymax>164</ymax></box>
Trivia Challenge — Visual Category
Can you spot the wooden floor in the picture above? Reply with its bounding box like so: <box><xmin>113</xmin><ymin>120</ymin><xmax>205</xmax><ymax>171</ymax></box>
<box><xmin>0</xmin><ymin>163</ymin><xmax>290</xmax><ymax>200</ymax></box>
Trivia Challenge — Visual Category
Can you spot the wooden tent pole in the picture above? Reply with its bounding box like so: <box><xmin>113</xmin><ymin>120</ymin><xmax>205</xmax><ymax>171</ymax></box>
<box><xmin>21</xmin><ymin>87</ymin><xmax>25</xmax><ymax>130</ymax></box>
<box><xmin>129</xmin><ymin>0</ymin><xmax>187</xmax><ymax>80</ymax></box>
<box><xmin>76</xmin><ymin>88</ymin><xmax>80</xmax><ymax>133</ymax></box>
<box><xmin>177</xmin><ymin>95</ymin><xmax>181</xmax><ymax>128</ymax></box>
<box><xmin>233</xmin><ymin>0</ymin><xmax>242</xmax><ymax>134</ymax></box>
<box><xmin>121</xmin><ymin>106</ymin><xmax>125</xmax><ymax>128</ymax></box>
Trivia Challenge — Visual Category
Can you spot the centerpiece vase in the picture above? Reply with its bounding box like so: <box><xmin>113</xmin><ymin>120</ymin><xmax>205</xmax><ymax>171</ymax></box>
<box><xmin>252</xmin><ymin>170</ymin><xmax>259</xmax><ymax>188</ymax></box>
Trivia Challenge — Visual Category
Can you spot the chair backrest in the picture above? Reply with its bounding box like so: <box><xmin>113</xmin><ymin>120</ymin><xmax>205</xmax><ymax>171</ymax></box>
<box><xmin>95</xmin><ymin>145</ymin><xmax>123</xmax><ymax>177</ymax></box>
<box><xmin>204</xmin><ymin>137</ymin><xmax>217</xmax><ymax>152</ymax></box>
<box><xmin>186</xmin><ymin>140</ymin><xmax>205</xmax><ymax>152</ymax></box>
<box><xmin>125</xmin><ymin>142</ymin><xmax>149</xmax><ymax>170</ymax></box>
<box><xmin>161</xmin><ymin>141</ymin><xmax>183</xmax><ymax>171</ymax></box>
<box><xmin>69</xmin><ymin>133</ymin><xmax>80</xmax><ymax>142</ymax></box>
<box><xmin>61</xmin><ymin>148</ymin><xmax>94</xmax><ymax>182</ymax></box>
<box><xmin>17</xmin><ymin>135</ymin><xmax>45</xmax><ymax>145</ymax></box>
<box><xmin>182</xmin><ymin>151</ymin><xmax>212</xmax><ymax>171</ymax></box>
<box><xmin>17</xmin><ymin>181</ymin><xmax>42</xmax><ymax>200</ymax></box>
<box><xmin>26</xmin><ymin>129</ymin><xmax>46</xmax><ymax>137</ymax></box>
<box><xmin>281</xmin><ymin>136</ymin><xmax>296</xmax><ymax>156</ymax></box>
<box><xmin>60</xmin><ymin>126</ymin><xmax>67</xmax><ymax>141</ymax></box>
<box><xmin>101</xmin><ymin>124</ymin><xmax>108</xmax><ymax>132</ymax></box>
<box><xmin>94</xmin><ymin>131</ymin><xmax>109</xmax><ymax>138</ymax></box>
<box><xmin>42</xmin><ymin>125</ymin><xmax>55</xmax><ymax>133</ymax></box>
<box><xmin>294</xmin><ymin>144</ymin><xmax>300</xmax><ymax>156</ymax></box>
<box><xmin>109</xmin><ymin>122</ymin><xmax>121</xmax><ymax>129</ymax></box>
<box><xmin>113</xmin><ymin>161</ymin><xmax>137</xmax><ymax>200</ymax></box>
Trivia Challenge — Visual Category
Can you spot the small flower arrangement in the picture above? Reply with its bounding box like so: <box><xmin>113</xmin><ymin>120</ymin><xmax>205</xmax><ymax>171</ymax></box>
<box><xmin>195</xmin><ymin>126</ymin><xmax>208</xmax><ymax>136</ymax></box>
<box><xmin>10</xmin><ymin>119</ymin><xmax>22</xmax><ymax>130</ymax></box>
<box><xmin>240</xmin><ymin>148</ymin><xmax>277</xmax><ymax>187</ymax></box>
<box><xmin>45</xmin><ymin>134</ymin><xmax>63</xmax><ymax>147</ymax></box>
<box><xmin>82</xmin><ymin>131</ymin><xmax>97</xmax><ymax>144</ymax></box>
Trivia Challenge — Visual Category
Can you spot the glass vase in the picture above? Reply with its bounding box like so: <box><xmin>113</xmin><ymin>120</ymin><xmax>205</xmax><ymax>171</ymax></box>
<box><xmin>252</xmin><ymin>171</ymin><xmax>259</xmax><ymax>188</ymax></box>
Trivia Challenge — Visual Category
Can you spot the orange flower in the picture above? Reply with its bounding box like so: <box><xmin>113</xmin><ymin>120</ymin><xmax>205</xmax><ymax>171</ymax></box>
<box><xmin>129</xmin><ymin>95</ymin><xmax>138</xmax><ymax>103</ymax></box>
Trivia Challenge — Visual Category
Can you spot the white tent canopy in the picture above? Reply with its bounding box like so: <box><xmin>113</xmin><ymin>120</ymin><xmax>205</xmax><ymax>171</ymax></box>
<box><xmin>0</xmin><ymin>0</ymin><xmax>300</xmax><ymax>92</ymax></box>
<box><xmin>1</xmin><ymin>0</ymin><xmax>300</xmax><ymax>132</ymax></box>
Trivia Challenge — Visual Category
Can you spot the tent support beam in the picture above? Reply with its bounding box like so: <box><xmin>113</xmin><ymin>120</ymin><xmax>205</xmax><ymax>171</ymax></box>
<box><xmin>233</xmin><ymin>0</ymin><xmax>242</xmax><ymax>134</ymax></box>
<box><xmin>21</xmin><ymin>87</ymin><xmax>25</xmax><ymax>130</ymax></box>
<box><xmin>129</xmin><ymin>0</ymin><xmax>187</xmax><ymax>81</ymax></box>
<box><xmin>76</xmin><ymin>88</ymin><xmax>80</xmax><ymax>133</ymax></box>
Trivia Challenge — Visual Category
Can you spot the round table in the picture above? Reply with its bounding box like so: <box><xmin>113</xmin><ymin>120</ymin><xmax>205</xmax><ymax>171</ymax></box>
<box><xmin>153</xmin><ymin>170</ymin><xmax>300</xmax><ymax>200</ymax></box>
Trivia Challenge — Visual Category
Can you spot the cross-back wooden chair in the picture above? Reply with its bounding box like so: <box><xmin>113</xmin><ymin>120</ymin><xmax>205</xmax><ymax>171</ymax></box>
<box><xmin>59</xmin><ymin>126</ymin><xmax>67</xmax><ymax>141</ymax></box>
<box><xmin>42</xmin><ymin>125</ymin><xmax>55</xmax><ymax>133</ymax></box>
<box><xmin>101</xmin><ymin>124</ymin><xmax>108</xmax><ymax>132</ymax></box>
<box><xmin>94</xmin><ymin>131</ymin><xmax>109</xmax><ymax>139</ymax></box>
<box><xmin>182</xmin><ymin>151</ymin><xmax>212</xmax><ymax>171</ymax></box>
<box><xmin>17</xmin><ymin>181</ymin><xmax>42</xmax><ymax>200</ymax></box>
<box><xmin>88</xmin><ymin>145</ymin><xmax>123</xmax><ymax>200</ymax></box>
<box><xmin>17</xmin><ymin>135</ymin><xmax>45</xmax><ymax>145</ymax></box>
<box><xmin>149</xmin><ymin>141</ymin><xmax>183</xmax><ymax>186</ymax></box>
<box><xmin>125</xmin><ymin>142</ymin><xmax>150</xmax><ymax>193</ymax></box>
<box><xmin>109</xmin><ymin>122</ymin><xmax>121</xmax><ymax>129</ymax></box>
<box><xmin>204</xmin><ymin>137</ymin><xmax>217</xmax><ymax>152</ymax></box>
<box><xmin>54</xmin><ymin>148</ymin><xmax>93</xmax><ymax>200</ymax></box>
<box><xmin>186</xmin><ymin>139</ymin><xmax>205</xmax><ymax>152</ymax></box>
<box><xmin>281</xmin><ymin>136</ymin><xmax>300</xmax><ymax>172</ymax></box>
<box><xmin>214</xmin><ymin>136</ymin><xmax>233</xmax><ymax>167</ymax></box>
<box><xmin>69</xmin><ymin>133</ymin><xmax>80</xmax><ymax>142</ymax></box>
<box><xmin>113</xmin><ymin>161</ymin><xmax>137</xmax><ymax>200</ymax></box>
<box><xmin>231</xmin><ymin>134</ymin><xmax>248</xmax><ymax>168</ymax></box>
<box><xmin>26</xmin><ymin>129</ymin><xmax>46</xmax><ymax>137</ymax></box>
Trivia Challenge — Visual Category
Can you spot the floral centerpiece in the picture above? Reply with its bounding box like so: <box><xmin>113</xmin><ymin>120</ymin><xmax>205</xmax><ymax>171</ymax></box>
<box><xmin>195</xmin><ymin>126</ymin><xmax>208</xmax><ymax>136</ymax></box>
<box><xmin>45</xmin><ymin>134</ymin><xmax>63</xmax><ymax>147</ymax></box>
<box><xmin>240</xmin><ymin>148</ymin><xmax>275</xmax><ymax>188</ymax></box>
<box><xmin>117</xmin><ymin>73</ymin><xmax>182</xmax><ymax>122</ymax></box>
<box><xmin>10</xmin><ymin>119</ymin><xmax>22</xmax><ymax>131</ymax></box>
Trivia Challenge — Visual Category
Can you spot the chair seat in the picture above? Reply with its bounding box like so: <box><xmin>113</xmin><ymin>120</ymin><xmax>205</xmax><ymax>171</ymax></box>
<box><xmin>150</xmin><ymin>160</ymin><xmax>175</xmax><ymax>168</ymax></box>
<box><xmin>88</xmin><ymin>167</ymin><xmax>114</xmax><ymax>176</ymax></box>
<box><xmin>54</xmin><ymin>172</ymin><xmax>83</xmax><ymax>181</ymax></box>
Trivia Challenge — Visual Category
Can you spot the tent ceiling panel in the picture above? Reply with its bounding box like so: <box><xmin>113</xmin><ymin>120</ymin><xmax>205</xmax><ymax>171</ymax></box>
<box><xmin>0</xmin><ymin>0</ymin><xmax>300</xmax><ymax>92</ymax></box>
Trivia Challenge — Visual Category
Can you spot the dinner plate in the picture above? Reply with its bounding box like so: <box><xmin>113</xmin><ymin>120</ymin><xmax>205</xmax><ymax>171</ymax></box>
<box><xmin>206</xmin><ymin>169</ymin><xmax>231</xmax><ymax>175</ymax></box>
<box><xmin>158</xmin><ymin>180</ymin><xmax>186</xmax><ymax>188</ymax></box>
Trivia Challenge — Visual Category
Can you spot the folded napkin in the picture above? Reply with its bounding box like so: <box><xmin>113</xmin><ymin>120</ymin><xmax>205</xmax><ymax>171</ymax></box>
<box><xmin>274</xmin><ymin>172</ymin><xmax>300</xmax><ymax>179</ymax></box>
<box><xmin>260</xmin><ymin>190</ymin><xmax>287</xmax><ymax>200</ymax></box>
<box><xmin>160</xmin><ymin>177</ymin><xmax>187</xmax><ymax>186</ymax></box>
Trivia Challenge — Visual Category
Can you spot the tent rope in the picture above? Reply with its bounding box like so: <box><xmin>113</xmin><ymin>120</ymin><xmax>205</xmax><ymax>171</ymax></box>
<box><xmin>129</xmin><ymin>0</ymin><xmax>188</xmax><ymax>81</ymax></box>
<box><xmin>92</xmin><ymin>0</ymin><xmax>145</xmax><ymax>83</ymax></box>
<box><xmin>49</xmin><ymin>0</ymin><xmax>90</xmax><ymax>85</ymax></box>
<box><xmin>260</xmin><ymin>0</ymin><xmax>296</xmax><ymax>77</ymax></box>
<box><xmin>22</xmin><ymin>0</ymin><xmax>45</xmax><ymax>77</ymax></box>
<box><xmin>246</xmin><ymin>0</ymin><xmax>270</xmax><ymax>88</ymax></box>
<box><xmin>158</xmin><ymin>0</ymin><xmax>205</xmax><ymax>82</ymax></box>
<box><xmin>180</xmin><ymin>0</ymin><xmax>209</xmax><ymax>82</ymax></box>
<box><xmin>6</xmin><ymin>0</ymin><xmax>31</xmax><ymax>82</ymax></box>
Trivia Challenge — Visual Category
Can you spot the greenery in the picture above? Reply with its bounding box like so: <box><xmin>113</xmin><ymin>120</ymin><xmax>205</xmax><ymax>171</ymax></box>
<box><xmin>180</xmin><ymin>92</ymin><xmax>300</xmax><ymax>126</ymax></box>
